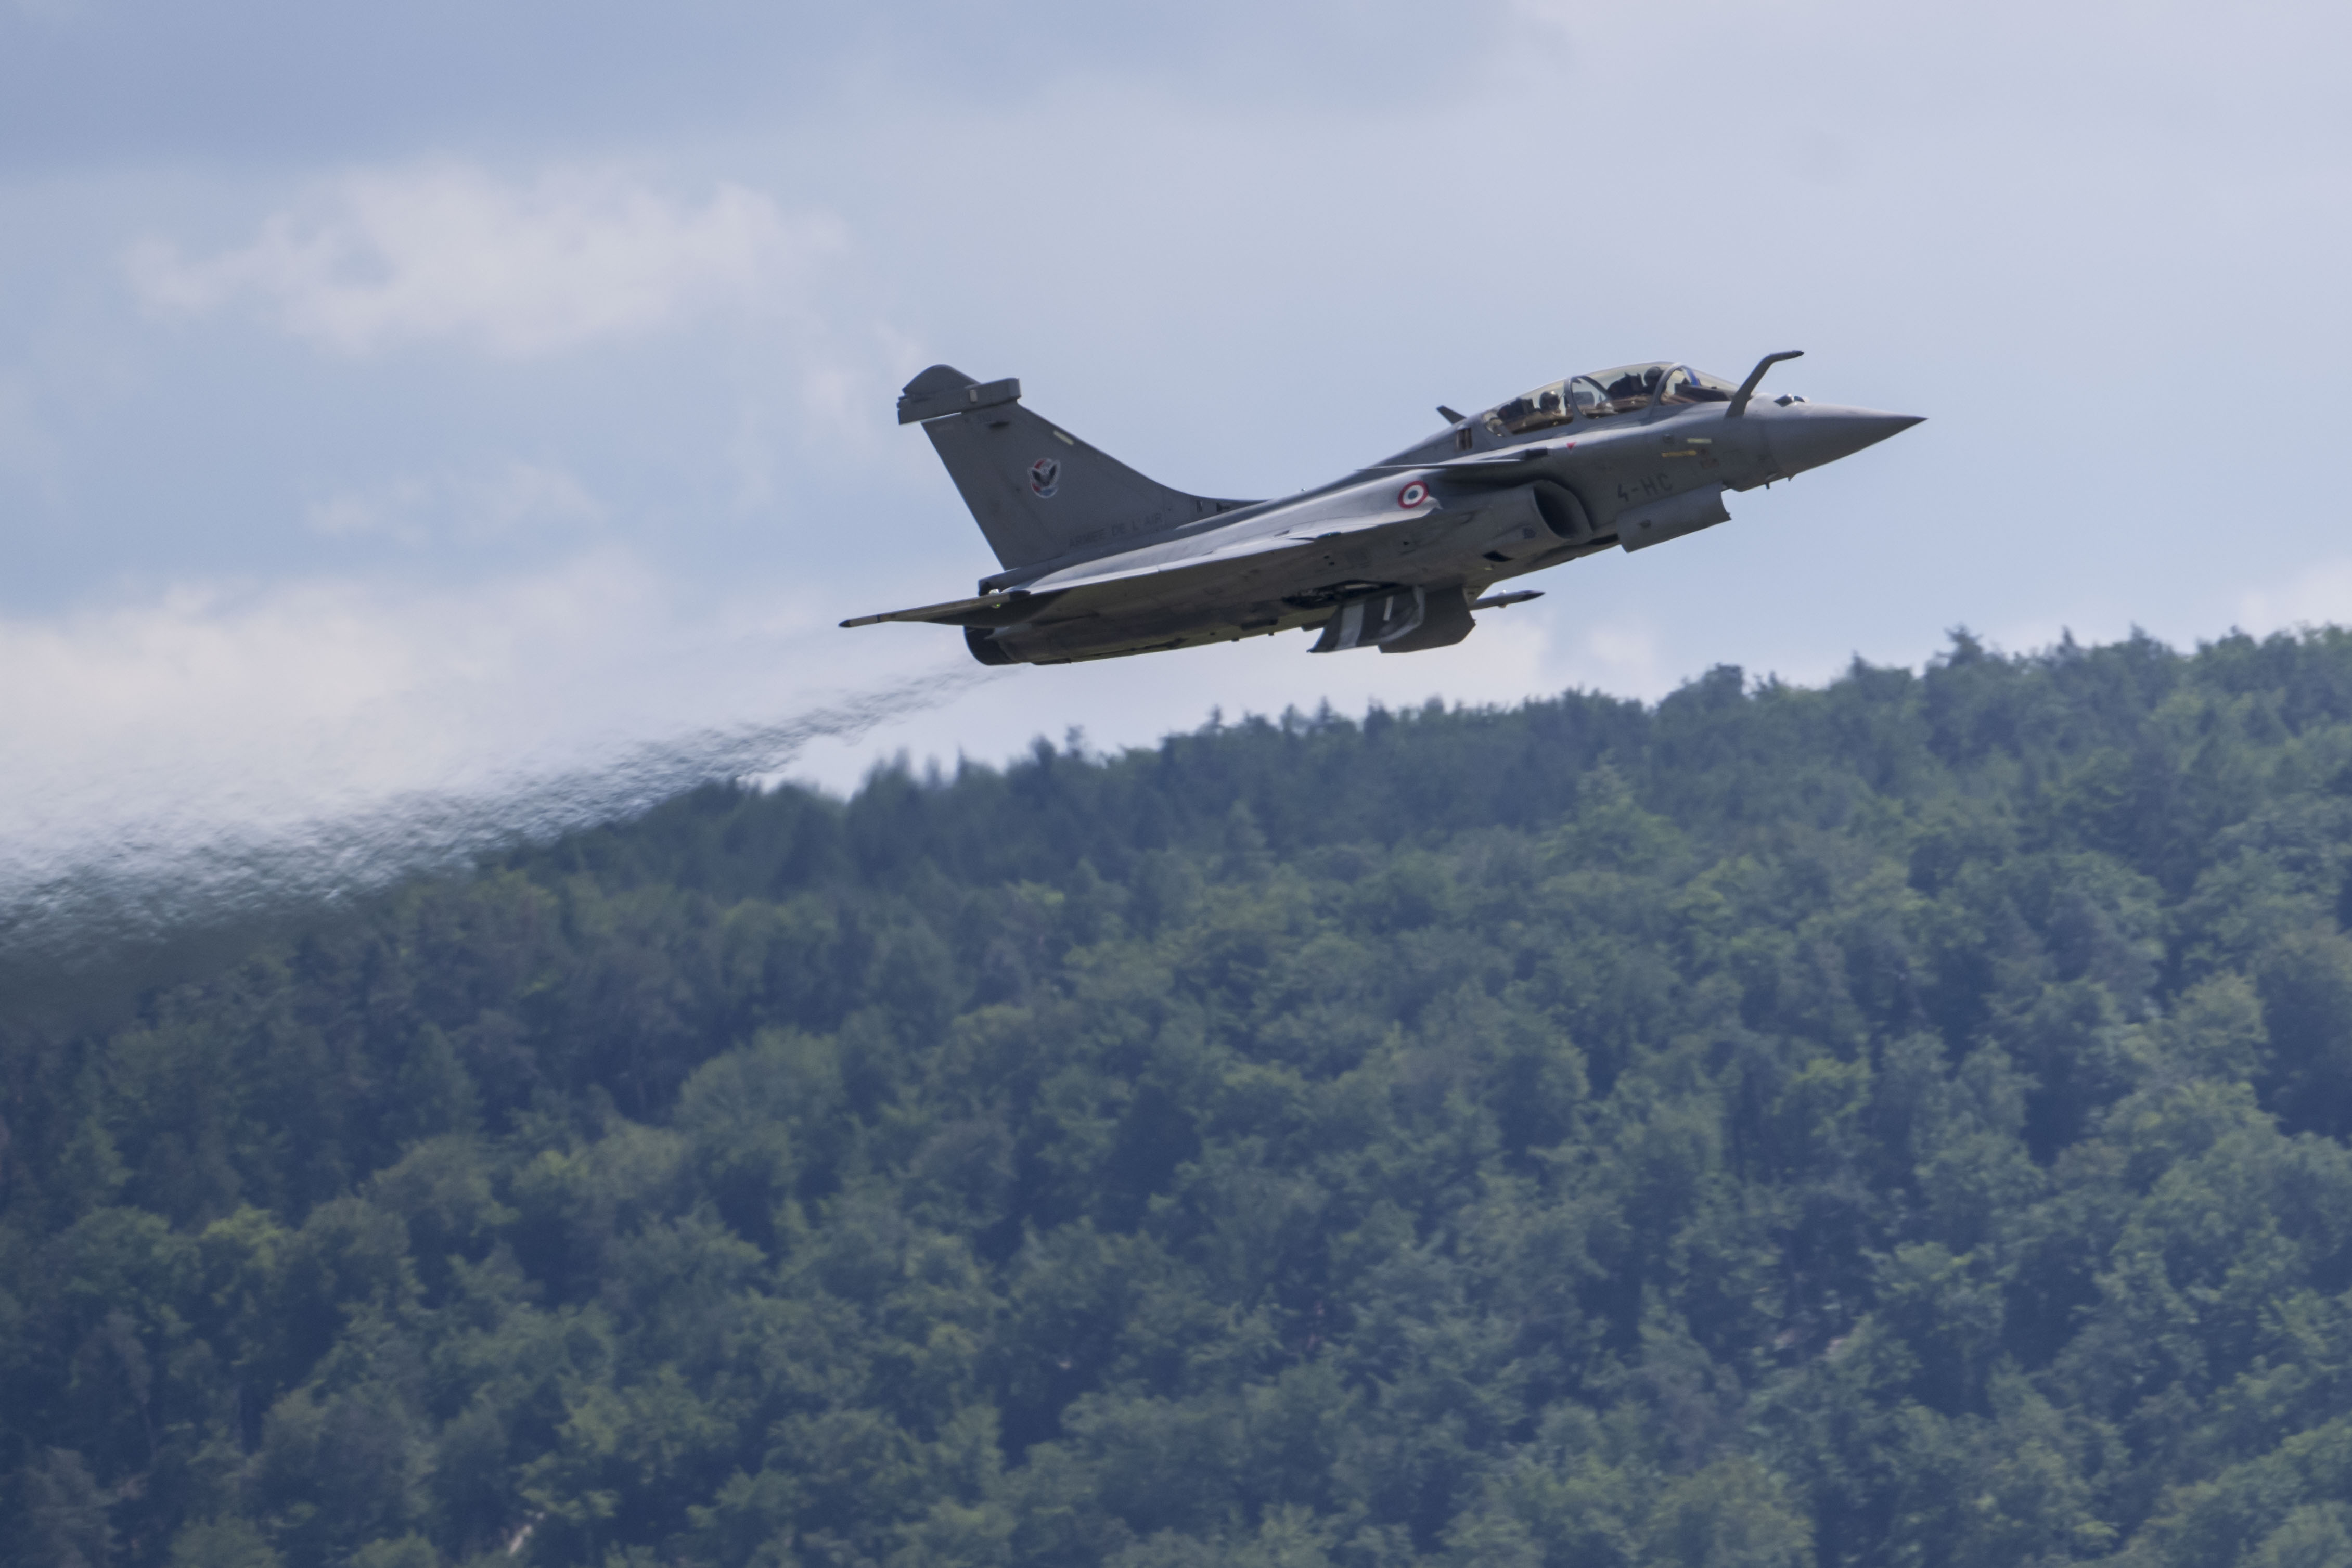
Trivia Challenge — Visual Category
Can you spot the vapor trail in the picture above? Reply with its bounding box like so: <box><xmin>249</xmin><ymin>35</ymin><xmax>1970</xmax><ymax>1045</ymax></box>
<box><xmin>0</xmin><ymin>663</ymin><xmax>995</xmax><ymax>970</ymax></box>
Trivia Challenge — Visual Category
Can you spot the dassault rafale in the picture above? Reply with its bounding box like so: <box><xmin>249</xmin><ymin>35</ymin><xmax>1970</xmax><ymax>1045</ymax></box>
<box><xmin>844</xmin><ymin>353</ymin><xmax>1920</xmax><ymax>665</ymax></box>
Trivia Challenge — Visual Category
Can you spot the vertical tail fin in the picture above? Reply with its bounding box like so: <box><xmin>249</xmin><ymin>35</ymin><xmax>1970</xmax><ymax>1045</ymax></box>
<box><xmin>897</xmin><ymin>365</ymin><xmax>1252</xmax><ymax>572</ymax></box>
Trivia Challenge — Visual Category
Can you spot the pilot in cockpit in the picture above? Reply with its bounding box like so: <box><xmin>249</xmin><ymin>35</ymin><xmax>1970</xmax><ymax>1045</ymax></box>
<box><xmin>1604</xmin><ymin>367</ymin><xmax>1661</xmax><ymax>403</ymax></box>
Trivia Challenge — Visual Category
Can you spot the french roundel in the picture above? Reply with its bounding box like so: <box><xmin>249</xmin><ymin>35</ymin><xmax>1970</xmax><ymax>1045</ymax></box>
<box><xmin>1397</xmin><ymin>481</ymin><xmax>1431</xmax><ymax>508</ymax></box>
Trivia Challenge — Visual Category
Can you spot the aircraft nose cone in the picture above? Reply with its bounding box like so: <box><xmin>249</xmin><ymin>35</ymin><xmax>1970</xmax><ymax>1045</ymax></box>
<box><xmin>1768</xmin><ymin>405</ymin><xmax>1924</xmax><ymax>475</ymax></box>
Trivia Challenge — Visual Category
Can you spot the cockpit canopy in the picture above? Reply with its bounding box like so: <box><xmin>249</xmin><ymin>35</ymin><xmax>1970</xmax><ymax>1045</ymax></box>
<box><xmin>1485</xmin><ymin>363</ymin><xmax>1741</xmax><ymax>436</ymax></box>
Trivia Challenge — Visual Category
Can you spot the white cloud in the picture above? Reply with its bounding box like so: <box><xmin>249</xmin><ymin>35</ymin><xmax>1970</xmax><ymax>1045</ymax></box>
<box><xmin>0</xmin><ymin>552</ymin><xmax>987</xmax><ymax>947</ymax></box>
<box><xmin>1</xmin><ymin>551</ymin><xmax>672</xmax><ymax>840</ymax></box>
<box><xmin>125</xmin><ymin>165</ymin><xmax>847</xmax><ymax>356</ymax></box>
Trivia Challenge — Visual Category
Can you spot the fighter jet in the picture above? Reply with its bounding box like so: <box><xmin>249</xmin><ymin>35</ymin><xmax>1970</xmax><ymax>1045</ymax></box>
<box><xmin>844</xmin><ymin>353</ymin><xmax>1919</xmax><ymax>665</ymax></box>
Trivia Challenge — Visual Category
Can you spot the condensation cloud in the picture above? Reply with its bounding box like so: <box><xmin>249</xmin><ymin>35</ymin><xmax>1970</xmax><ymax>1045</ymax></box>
<box><xmin>0</xmin><ymin>552</ymin><xmax>996</xmax><ymax>966</ymax></box>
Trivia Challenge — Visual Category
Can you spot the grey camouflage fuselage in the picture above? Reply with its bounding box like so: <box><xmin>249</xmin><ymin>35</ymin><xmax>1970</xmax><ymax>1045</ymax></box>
<box><xmin>844</xmin><ymin>354</ymin><xmax>1921</xmax><ymax>665</ymax></box>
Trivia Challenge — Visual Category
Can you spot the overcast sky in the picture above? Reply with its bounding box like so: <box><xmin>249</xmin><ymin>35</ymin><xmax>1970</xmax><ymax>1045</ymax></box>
<box><xmin>4</xmin><ymin>1</ymin><xmax>2349</xmax><ymax>905</ymax></box>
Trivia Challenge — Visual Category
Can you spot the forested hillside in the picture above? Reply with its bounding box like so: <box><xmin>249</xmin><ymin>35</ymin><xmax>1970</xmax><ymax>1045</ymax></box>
<box><xmin>12</xmin><ymin>629</ymin><xmax>2352</xmax><ymax>1568</ymax></box>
